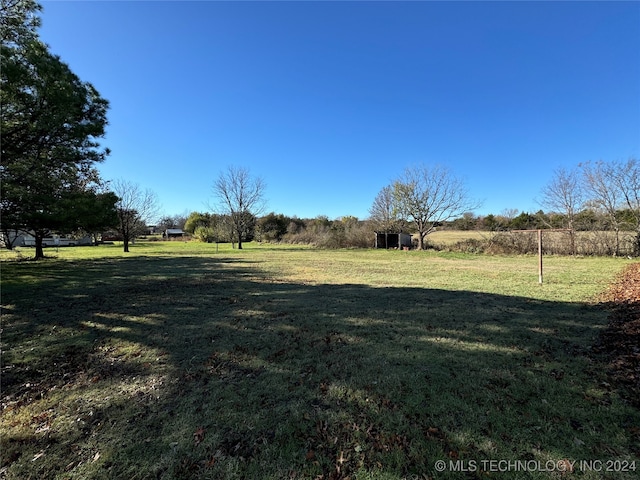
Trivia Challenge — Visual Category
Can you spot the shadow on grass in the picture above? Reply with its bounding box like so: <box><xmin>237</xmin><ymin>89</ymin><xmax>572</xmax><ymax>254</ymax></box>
<box><xmin>1</xmin><ymin>256</ymin><xmax>639</xmax><ymax>479</ymax></box>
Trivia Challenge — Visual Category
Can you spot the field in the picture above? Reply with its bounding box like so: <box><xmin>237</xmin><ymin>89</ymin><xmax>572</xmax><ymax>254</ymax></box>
<box><xmin>1</xmin><ymin>242</ymin><xmax>639</xmax><ymax>479</ymax></box>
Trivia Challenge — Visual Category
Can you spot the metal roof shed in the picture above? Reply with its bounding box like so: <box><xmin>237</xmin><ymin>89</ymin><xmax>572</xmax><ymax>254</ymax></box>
<box><xmin>375</xmin><ymin>232</ymin><xmax>412</xmax><ymax>249</ymax></box>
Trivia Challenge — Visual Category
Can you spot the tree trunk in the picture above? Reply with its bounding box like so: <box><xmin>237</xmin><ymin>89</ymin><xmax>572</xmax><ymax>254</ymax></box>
<box><xmin>123</xmin><ymin>237</ymin><xmax>130</xmax><ymax>252</ymax></box>
<box><xmin>418</xmin><ymin>232</ymin><xmax>426</xmax><ymax>250</ymax></box>
<box><xmin>569</xmin><ymin>229</ymin><xmax>576</xmax><ymax>256</ymax></box>
<box><xmin>3</xmin><ymin>237</ymin><xmax>14</xmax><ymax>250</ymax></box>
<box><xmin>34</xmin><ymin>233</ymin><xmax>45</xmax><ymax>259</ymax></box>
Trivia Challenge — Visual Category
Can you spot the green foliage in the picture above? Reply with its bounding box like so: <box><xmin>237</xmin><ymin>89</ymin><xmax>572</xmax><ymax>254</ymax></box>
<box><xmin>61</xmin><ymin>191</ymin><xmax>119</xmax><ymax>237</ymax></box>
<box><xmin>193</xmin><ymin>225</ymin><xmax>216</xmax><ymax>243</ymax></box>
<box><xmin>184</xmin><ymin>211</ymin><xmax>211</xmax><ymax>234</ymax></box>
<box><xmin>1</xmin><ymin>1</ymin><xmax>111</xmax><ymax>258</ymax></box>
<box><xmin>509</xmin><ymin>212</ymin><xmax>537</xmax><ymax>230</ymax></box>
<box><xmin>450</xmin><ymin>212</ymin><xmax>478</xmax><ymax>231</ymax></box>
<box><xmin>0</xmin><ymin>0</ymin><xmax>41</xmax><ymax>45</ymax></box>
<box><xmin>256</xmin><ymin>212</ymin><xmax>289</xmax><ymax>242</ymax></box>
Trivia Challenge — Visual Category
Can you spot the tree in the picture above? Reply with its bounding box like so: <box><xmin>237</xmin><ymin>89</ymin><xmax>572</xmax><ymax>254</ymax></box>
<box><xmin>482</xmin><ymin>214</ymin><xmax>499</xmax><ymax>231</ymax></box>
<box><xmin>581</xmin><ymin>160</ymin><xmax>622</xmax><ymax>255</ymax></box>
<box><xmin>539</xmin><ymin>167</ymin><xmax>583</xmax><ymax>253</ymax></box>
<box><xmin>157</xmin><ymin>213</ymin><xmax>188</xmax><ymax>233</ymax></box>
<box><xmin>1</xmin><ymin>1</ymin><xmax>110</xmax><ymax>259</ymax></box>
<box><xmin>391</xmin><ymin>164</ymin><xmax>478</xmax><ymax>250</ymax></box>
<box><xmin>582</xmin><ymin>158</ymin><xmax>640</xmax><ymax>256</ymax></box>
<box><xmin>510</xmin><ymin>211</ymin><xmax>538</xmax><ymax>230</ymax></box>
<box><xmin>610</xmin><ymin>158</ymin><xmax>640</xmax><ymax>256</ymax></box>
<box><xmin>212</xmin><ymin>166</ymin><xmax>266</xmax><ymax>249</ymax></box>
<box><xmin>451</xmin><ymin>212</ymin><xmax>479</xmax><ymax>231</ymax></box>
<box><xmin>1</xmin><ymin>0</ymin><xmax>41</xmax><ymax>45</ymax></box>
<box><xmin>61</xmin><ymin>190</ymin><xmax>119</xmax><ymax>244</ymax></box>
<box><xmin>112</xmin><ymin>180</ymin><xmax>160</xmax><ymax>252</ymax></box>
<box><xmin>257</xmin><ymin>212</ymin><xmax>289</xmax><ymax>242</ymax></box>
<box><xmin>184</xmin><ymin>211</ymin><xmax>212</xmax><ymax>234</ymax></box>
<box><xmin>369</xmin><ymin>185</ymin><xmax>404</xmax><ymax>233</ymax></box>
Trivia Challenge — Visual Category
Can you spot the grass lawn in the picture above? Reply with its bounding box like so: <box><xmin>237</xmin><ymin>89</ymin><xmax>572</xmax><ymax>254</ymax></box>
<box><xmin>1</xmin><ymin>242</ymin><xmax>638</xmax><ymax>479</ymax></box>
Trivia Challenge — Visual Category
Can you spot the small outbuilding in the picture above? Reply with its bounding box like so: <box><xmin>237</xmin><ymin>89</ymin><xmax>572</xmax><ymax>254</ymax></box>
<box><xmin>164</xmin><ymin>228</ymin><xmax>185</xmax><ymax>238</ymax></box>
<box><xmin>375</xmin><ymin>232</ymin><xmax>412</xmax><ymax>249</ymax></box>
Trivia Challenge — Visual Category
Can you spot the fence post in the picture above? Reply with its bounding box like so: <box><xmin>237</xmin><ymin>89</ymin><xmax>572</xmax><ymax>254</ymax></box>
<box><xmin>538</xmin><ymin>229</ymin><xmax>543</xmax><ymax>284</ymax></box>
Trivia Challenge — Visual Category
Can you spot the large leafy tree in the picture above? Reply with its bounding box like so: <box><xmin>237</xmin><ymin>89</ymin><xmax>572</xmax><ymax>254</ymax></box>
<box><xmin>1</xmin><ymin>0</ymin><xmax>112</xmax><ymax>258</ymax></box>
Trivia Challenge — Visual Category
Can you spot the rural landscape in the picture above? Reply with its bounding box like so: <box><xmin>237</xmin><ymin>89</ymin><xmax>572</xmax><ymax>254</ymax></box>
<box><xmin>2</xmin><ymin>1</ymin><xmax>640</xmax><ymax>479</ymax></box>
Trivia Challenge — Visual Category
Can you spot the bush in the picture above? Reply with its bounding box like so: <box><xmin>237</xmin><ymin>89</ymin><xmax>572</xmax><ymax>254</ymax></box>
<box><xmin>193</xmin><ymin>226</ymin><xmax>216</xmax><ymax>243</ymax></box>
<box><xmin>440</xmin><ymin>231</ymin><xmax>638</xmax><ymax>256</ymax></box>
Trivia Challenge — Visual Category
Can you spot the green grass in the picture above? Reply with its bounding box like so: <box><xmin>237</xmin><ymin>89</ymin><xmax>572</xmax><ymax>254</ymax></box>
<box><xmin>1</xmin><ymin>242</ymin><xmax>638</xmax><ymax>479</ymax></box>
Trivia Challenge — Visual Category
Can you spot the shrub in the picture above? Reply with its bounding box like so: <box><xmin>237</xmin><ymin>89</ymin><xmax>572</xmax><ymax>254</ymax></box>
<box><xmin>193</xmin><ymin>226</ymin><xmax>216</xmax><ymax>243</ymax></box>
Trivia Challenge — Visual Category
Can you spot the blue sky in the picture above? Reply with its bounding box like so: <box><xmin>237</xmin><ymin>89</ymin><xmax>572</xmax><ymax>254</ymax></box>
<box><xmin>39</xmin><ymin>1</ymin><xmax>639</xmax><ymax>220</ymax></box>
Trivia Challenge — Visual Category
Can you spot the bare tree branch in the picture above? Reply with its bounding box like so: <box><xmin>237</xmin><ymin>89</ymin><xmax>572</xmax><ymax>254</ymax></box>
<box><xmin>112</xmin><ymin>179</ymin><xmax>160</xmax><ymax>252</ymax></box>
<box><xmin>539</xmin><ymin>166</ymin><xmax>584</xmax><ymax>253</ymax></box>
<box><xmin>391</xmin><ymin>164</ymin><xmax>479</xmax><ymax>250</ymax></box>
<box><xmin>212</xmin><ymin>166</ymin><xmax>266</xmax><ymax>249</ymax></box>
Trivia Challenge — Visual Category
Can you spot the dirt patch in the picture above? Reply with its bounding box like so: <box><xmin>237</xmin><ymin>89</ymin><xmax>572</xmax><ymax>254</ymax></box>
<box><xmin>593</xmin><ymin>263</ymin><xmax>640</xmax><ymax>407</ymax></box>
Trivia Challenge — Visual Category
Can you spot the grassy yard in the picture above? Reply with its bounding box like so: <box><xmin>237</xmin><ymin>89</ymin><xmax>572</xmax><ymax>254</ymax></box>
<box><xmin>1</xmin><ymin>243</ymin><xmax>638</xmax><ymax>479</ymax></box>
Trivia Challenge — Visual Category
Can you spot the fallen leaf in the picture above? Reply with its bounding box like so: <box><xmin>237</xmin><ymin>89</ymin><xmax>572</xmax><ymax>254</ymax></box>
<box><xmin>558</xmin><ymin>459</ymin><xmax>574</xmax><ymax>472</ymax></box>
<box><xmin>194</xmin><ymin>426</ymin><xmax>205</xmax><ymax>446</ymax></box>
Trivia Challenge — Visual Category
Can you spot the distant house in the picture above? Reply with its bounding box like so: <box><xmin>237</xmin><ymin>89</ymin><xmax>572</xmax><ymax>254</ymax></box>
<box><xmin>101</xmin><ymin>231</ymin><xmax>123</xmax><ymax>242</ymax></box>
<box><xmin>164</xmin><ymin>228</ymin><xmax>185</xmax><ymax>238</ymax></box>
<box><xmin>2</xmin><ymin>231</ymin><xmax>92</xmax><ymax>247</ymax></box>
<box><xmin>375</xmin><ymin>232</ymin><xmax>412</xmax><ymax>249</ymax></box>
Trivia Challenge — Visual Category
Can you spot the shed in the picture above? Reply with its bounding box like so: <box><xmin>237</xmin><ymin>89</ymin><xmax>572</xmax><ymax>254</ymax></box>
<box><xmin>164</xmin><ymin>228</ymin><xmax>185</xmax><ymax>238</ymax></box>
<box><xmin>375</xmin><ymin>232</ymin><xmax>412</xmax><ymax>249</ymax></box>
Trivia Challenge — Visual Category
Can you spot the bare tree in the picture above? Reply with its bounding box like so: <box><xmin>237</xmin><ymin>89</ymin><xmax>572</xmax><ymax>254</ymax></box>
<box><xmin>583</xmin><ymin>158</ymin><xmax>639</xmax><ymax>256</ymax></box>
<box><xmin>213</xmin><ymin>166</ymin><xmax>266</xmax><ymax>249</ymax></box>
<box><xmin>369</xmin><ymin>185</ymin><xmax>405</xmax><ymax>233</ymax></box>
<box><xmin>112</xmin><ymin>179</ymin><xmax>160</xmax><ymax>252</ymax></box>
<box><xmin>501</xmin><ymin>208</ymin><xmax>519</xmax><ymax>224</ymax></box>
<box><xmin>392</xmin><ymin>164</ymin><xmax>478</xmax><ymax>250</ymax></box>
<box><xmin>616</xmin><ymin>158</ymin><xmax>640</xmax><ymax>255</ymax></box>
<box><xmin>581</xmin><ymin>160</ymin><xmax>625</xmax><ymax>255</ymax></box>
<box><xmin>539</xmin><ymin>167</ymin><xmax>584</xmax><ymax>254</ymax></box>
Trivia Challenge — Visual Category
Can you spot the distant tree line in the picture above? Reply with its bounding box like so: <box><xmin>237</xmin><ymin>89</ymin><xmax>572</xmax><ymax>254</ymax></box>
<box><xmin>444</xmin><ymin>208</ymin><xmax>639</xmax><ymax>234</ymax></box>
<box><xmin>183</xmin><ymin>212</ymin><xmax>374</xmax><ymax>249</ymax></box>
<box><xmin>180</xmin><ymin>158</ymin><xmax>639</xmax><ymax>256</ymax></box>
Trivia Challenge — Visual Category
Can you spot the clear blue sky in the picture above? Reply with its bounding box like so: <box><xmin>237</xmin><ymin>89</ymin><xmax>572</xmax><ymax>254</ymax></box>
<box><xmin>39</xmin><ymin>1</ymin><xmax>639</xmax><ymax>220</ymax></box>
